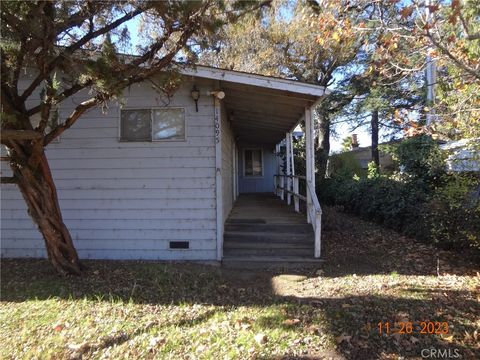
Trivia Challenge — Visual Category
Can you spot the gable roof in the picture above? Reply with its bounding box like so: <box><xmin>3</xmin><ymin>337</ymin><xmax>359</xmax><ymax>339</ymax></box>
<box><xmin>180</xmin><ymin>65</ymin><xmax>326</xmax><ymax>97</ymax></box>
<box><xmin>180</xmin><ymin>65</ymin><xmax>327</xmax><ymax>144</ymax></box>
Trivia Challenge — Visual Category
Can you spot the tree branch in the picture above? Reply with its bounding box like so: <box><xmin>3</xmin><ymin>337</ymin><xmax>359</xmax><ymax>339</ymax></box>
<box><xmin>1</xmin><ymin>177</ymin><xmax>16</xmax><ymax>184</ymax></box>
<box><xmin>44</xmin><ymin>97</ymin><xmax>98</xmax><ymax>145</ymax></box>
<box><xmin>20</xmin><ymin>8</ymin><xmax>145</xmax><ymax>102</ymax></box>
<box><xmin>27</xmin><ymin>81</ymin><xmax>89</xmax><ymax>117</ymax></box>
<box><xmin>1</xmin><ymin>130</ymin><xmax>42</xmax><ymax>143</ymax></box>
<box><xmin>54</xmin><ymin>2</ymin><xmax>107</xmax><ymax>36</ymax></box>
<box><xmin>427</xmin><ymin>33</ymin><xmax>480</xmax><ymax>81</ymax></box>
<box><xmin>466</xmin><ymin>33</ymin><xmax>480</xmax><ymax>41</ymax></box>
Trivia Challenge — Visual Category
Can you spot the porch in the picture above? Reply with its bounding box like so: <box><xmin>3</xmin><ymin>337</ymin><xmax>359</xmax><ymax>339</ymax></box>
<box><xmin>223</xmin><ymin>193</ymin><xmax>320</xmax><ymax>264</ymax></box>
<box><xmin>188</xmin><ymin>66</ymin><xmax>327</xmax><ymax>262</ymax></box>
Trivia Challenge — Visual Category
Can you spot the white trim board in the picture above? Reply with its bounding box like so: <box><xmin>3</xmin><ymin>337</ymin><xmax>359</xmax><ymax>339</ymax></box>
<box><xmin>180</xmin><ymin>66</ymin><xmax>327</xmax><ymax>97</ymax></box>
<box><xmin>214</xmin><ymin>96</ymin><xmax>223</xmax><ymax>261</ymax></box>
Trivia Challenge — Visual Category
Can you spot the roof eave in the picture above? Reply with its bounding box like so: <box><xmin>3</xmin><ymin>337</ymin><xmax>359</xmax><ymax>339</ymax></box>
<box><xmin>179</xmin><ymin>65</ymin><xmax>326</xmax><ymax>97</ymax></box>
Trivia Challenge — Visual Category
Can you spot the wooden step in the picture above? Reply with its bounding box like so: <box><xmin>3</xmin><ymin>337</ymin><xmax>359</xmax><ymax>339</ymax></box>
<box><xmin>227</xmin><ymin>219</ymin><xmax>267</xmax><ymax>224</ymax></box>
<box><xmin>224</xmin><ymin>231</ymin><xmax>313</xmax><ymax>243</ymax></box>
<box><xmin>224</xmin><ymin>240</ymin><xmax>313</xmax><ymax>250</ymax></box>
<box><xmin>224</xmin><ymin>247</ymin><xmax>313</xmax><ymax>257</ymax></box>
<box><xmin>225</xmin><ymin>224</ymin><xmax>313</xmax><ymax>233</ymax></box>
<box><xmin>222</xmin><ymin>256</ymin><xmax>323</xmax><ymax>268</ymax></box>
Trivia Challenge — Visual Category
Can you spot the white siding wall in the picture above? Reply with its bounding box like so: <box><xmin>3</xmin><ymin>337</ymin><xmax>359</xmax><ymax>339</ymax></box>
<box><xmin>1</xmin><ymin>75</ymin><xmax>218</xmax><ymax>260</ymax></box>
<box><xmin>221</xmin><ymin>103</ymin><xmax>235</xmax><ymax>221</ymax></box>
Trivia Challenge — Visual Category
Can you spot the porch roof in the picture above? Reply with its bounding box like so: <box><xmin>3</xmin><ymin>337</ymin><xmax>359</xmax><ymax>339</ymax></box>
<box><xmin>180</xmin><ymin>66</ymin><xmax>327</xmax><ymax>144</ymax></box>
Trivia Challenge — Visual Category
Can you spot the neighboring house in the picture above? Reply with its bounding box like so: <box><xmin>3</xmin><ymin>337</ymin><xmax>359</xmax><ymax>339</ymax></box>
<box><xmin>440</xmin><ymin>138</ymin><xmax>480</xmax><ymax>173</ymax></box>
<box><xmin>328</xmin><ymin>141</ymin><xmax>396</xmax><ymax>176</ymax></box>
<box><xmin>0</xmin><ymin>66</ymin><xmax>325</xmax><ymax>261</ymax></box>
<box><xmin>328</xmin><ymin>137</ymin><xmax>479</xmax><ymax>176</ymax></box>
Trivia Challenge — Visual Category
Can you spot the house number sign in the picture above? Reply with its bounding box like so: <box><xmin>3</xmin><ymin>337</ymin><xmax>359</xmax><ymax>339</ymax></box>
<box><xmin>214</xmin><ymin>103</ymin><xmax>220</xmax><ymax>144</ymax></box>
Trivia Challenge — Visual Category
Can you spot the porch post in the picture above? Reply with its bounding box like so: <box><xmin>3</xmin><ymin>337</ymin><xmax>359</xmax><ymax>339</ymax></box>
<box><xmin>310</xmin><ymin>110</ymin><xmax>315</xmax><ymax>190</ymax></box>
<box><xmin>290</xmin><ymin>132</ymin><xmax>295</xmax><ymax>176</ymax></box>
<box><xmin>232</xmin><ymin>140</ymin><xmax>237</xmax><ymax>201</ymax></box>
<box><xmin>290</xmin><ymin>131</ymin><xmax>298</xmax><ymax>211</ymax></box>
<box><xmin>235</xmin><ymin>144</ymin><xmax>239</xmax><ymax>197</ymax></box>
<box><xmin>286</xmin><ymin>132</ymin><xmax>292</xmax><ymax>205</ymax></box>
<box><xmin>274</xmin><ymin>144</ymin><xmax>279</xmax><ymax>196</ymax></box>
<box><xmin>305</xmin><ymin>107</ymin><xmax>313</xmax><ymax>223</ymax></box>
<box><xmin>214</xmin><ymin>96</ymin><xmax>223</xmax><ymax>261</ymax></box>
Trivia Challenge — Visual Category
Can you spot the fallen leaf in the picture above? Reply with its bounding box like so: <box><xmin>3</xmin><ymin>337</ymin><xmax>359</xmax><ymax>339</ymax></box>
<box><xmin>306</xmin><ymin>325</ymin><xmax>321</xmax><ymax>334</ymax></box>
<box><xmin>283</xmin><ymin>318</ymin><xmax>301</xmax><ymax>326</ymax></box>
<box><xmin>149</xmin><ymin>336</ymin><xmax>165</xmax><ymax>348</ymax></box>
<box><xmin>400</xmin><ymin>6</ymin><xmax>414</xmax><ymax>18</ymax></box>
<box><xmin>336</xmin><ymin>334</ymin><xmax>352</xmax><ymax>344</ymax></box>
<box><xmin>196</xmin><ymin>344</ymin><xmax>207</xmax><ymax>353</ymax></box>
<box><xmin>254</xmin><ymin>333</ymin><xmax>268</xmax><ymax>345</ymax></box>
<box><xmin>67</xmin><ymin>342</ymin><xmax>90</xmax><ymax>354</ymax></box>
<box><xmin>442</xmin><ymin>334</ymin><xmax>455</xmax><ymax>343</ymax></box>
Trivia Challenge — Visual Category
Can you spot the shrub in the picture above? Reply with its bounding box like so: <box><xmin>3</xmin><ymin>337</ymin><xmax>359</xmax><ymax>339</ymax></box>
<box><xmin>390</xmin><ymin>135</ymin><xmax>447</xmax><ymax>184</ymax></box>
<box><xmin>328</xmin><ymin>152</ymin><xmax>365</xmax><ymax>178</ymax></box>
<box><xmin>320</xmin><ymin>135</ymin><xmax>479</xmax><ymax>251</ymax></box>
<box><xmin>318</xmin><ymin>173</ymin><xmax>480</xmax><ymax>251</ymax></box>
<box><xmin>423</xmin><ymin>174</ymin><xmax>480</xmax><ymax>250</ymax></box>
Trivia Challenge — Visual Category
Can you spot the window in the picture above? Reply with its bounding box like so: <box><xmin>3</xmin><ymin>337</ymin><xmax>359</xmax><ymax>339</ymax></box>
<box><xmin>244</xmin><ymin>149</ymin><xmax>263</xmax><ymax>177</ymax></box>
<box><xmin>120</xmin><ymin>108</ymin><xmax>185</xmax><ymax>141</ymax></box>
<box><xmin>153</xmin><ymin>108</ymin><xmax>185</xmax><ymax>141</ymax></box>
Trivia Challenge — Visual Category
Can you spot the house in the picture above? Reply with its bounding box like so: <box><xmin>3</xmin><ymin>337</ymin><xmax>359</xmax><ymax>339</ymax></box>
<box><xmin>440</xmin><ymin>138</ymin><xmax>480</xmax><ymax>173</ymax></box>
<box><xmin>0</xmin><ymin>66</ymin><xmax>326</xmax><ymax>262</ymax></box>
<box><xmin>328</xmin><ymin>147</ymin><xmax>395</xmax><ymax>176</ymax></box>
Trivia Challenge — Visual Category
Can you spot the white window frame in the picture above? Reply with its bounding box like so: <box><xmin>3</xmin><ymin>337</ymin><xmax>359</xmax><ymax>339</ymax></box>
<box><xmin>119</xmin><ymin>107</ymin><xmax>187</xmax><ymax>142</ymax></box>
<box><xmin>243</xmin><ymin>148</ymin><xmax>264</xmax><ymax>178</ymax></box>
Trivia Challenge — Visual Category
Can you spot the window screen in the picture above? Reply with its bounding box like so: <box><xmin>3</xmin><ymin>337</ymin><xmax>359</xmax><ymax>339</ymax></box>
<box><xmin>120</xmin><ymin>109</ymin><xmax>151</xmax><ymax>141</ymax></box>
<box><xmin>120</xmin><ymin>108</ymin><xmax>186</xmax><ymax>141</ymax></box>
<box><xmin>244</xmin><ymin>149</ymin><xmax>263</xmax><ymax>177</ymax></box>
<box><xmin>153</xmin><ymin>108</ymin><xmax>185</xmax><ymax>141</ymax></box>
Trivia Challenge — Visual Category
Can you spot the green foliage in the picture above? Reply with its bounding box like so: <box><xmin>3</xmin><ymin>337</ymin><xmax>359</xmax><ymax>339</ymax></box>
<box><xmin>292</xmin><ymin>136</ymin><xmax>306</xmax><ymax>177</ymax></box>
<box><xmin>340</xmin><ymin>136</ymin><xmax>353</xmax><ymax>152</ymax></box>
<box><xmin>328</xmin><ymin>152</ymin><xmax>364</xmax><ymax>179</ymax></box>
<box><xmin>423</xmin><ymin>174</ymin><xmax>480</xmax><ymax>250</ymax></box>
<box><xmin>318</xmin><ymin>172</ymin><xmax>480</xmax><ymax>251</ymax></box>
<box><xmin>321</xmin><ymin>135</ymin><xmax>478</xmax><ymax>251</ymax></box>
<box><xmin>367</xmin><ymin>161</ymin><xmax>379</xmax><ymax>179</ymax></box>
<box><xmin>392</xmin><ymin>135</ymin><xmax>446</xmax><ymax>183</ymax></box>
<box><xmin>318</xmin><ymin>176</ymin><xmax>426</xmax><ymax>236</ymax></box>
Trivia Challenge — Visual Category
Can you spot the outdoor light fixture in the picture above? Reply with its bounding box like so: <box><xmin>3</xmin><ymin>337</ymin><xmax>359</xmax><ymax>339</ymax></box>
<box><xmin>207</xmin><ymin>90</ymin><xmax>226</xmax><ymax>100</ymax></box>
<box><xmin>191</xmin><ymin>85</ymin><xmax>200</xmax><ymax>112</ymax></box>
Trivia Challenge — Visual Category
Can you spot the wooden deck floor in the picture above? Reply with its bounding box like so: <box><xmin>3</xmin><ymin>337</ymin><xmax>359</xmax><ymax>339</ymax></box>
<box><xmin>223</xmin><ymin>193</ymin><xmax>320</xmax><ymax>266</ymax></box>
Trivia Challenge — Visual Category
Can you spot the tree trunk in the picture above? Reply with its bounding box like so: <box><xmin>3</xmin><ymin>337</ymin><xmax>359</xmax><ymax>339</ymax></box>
<box><xmin>9</xmin><ymin>142</ymin><xmax>82</xmax><ymax>275</ymax></box>
<box><xmin>315</xmin><ymin>113</ymin><xmax>330</xmax><ymax>179</ymax></box>
<box><xmin>371</xmin><ymin>109</ymin><xmax>380</xmax><ymax>168</ymax></box>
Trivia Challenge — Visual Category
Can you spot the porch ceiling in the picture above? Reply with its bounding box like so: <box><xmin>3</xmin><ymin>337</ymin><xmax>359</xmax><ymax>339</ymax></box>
<box><xmin>220</xmin><ymin>81</ymin><xmax>317</xmax><ymax>144</ymax></box>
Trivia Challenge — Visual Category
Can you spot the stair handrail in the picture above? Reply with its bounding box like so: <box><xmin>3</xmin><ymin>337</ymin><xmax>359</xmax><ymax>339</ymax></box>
<box><xmin>306</xmin><ymin>180</ymin><xmax>322</xmax><ymax>258</ymax></box>
<box><xmin>273</xmin><ymin>174</ymin><xmax>322</xmax><ymax>258</ymax></box>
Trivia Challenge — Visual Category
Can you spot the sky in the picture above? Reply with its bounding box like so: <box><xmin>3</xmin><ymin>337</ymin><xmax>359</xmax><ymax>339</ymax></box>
<box><xmin>330</xmin><ymin>122</ymin><xmax>371</xmax><ymax>153</ymax></box>
<box><xmin>123</xmin><ymin>14</ymin><xmax>382</xmax><ymax>155</ymax></box>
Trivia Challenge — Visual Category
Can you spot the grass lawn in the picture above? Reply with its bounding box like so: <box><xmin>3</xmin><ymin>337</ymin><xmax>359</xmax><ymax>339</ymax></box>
<box><xmin>1</xmin><ymin>207</ymin><xmax>479</xmax><ymax>359</ymax></box>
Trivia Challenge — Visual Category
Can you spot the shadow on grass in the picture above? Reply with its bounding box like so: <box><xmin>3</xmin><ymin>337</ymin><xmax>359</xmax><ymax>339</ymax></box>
<box><xmin>64</xmin><ymin>306</ymin><xmax>219</xmax><ymax>359</ymax></box>
<box><xmin>1</xmin><ymin>259</ymin><xmax>479</xmax><ymax>359</ymax></box>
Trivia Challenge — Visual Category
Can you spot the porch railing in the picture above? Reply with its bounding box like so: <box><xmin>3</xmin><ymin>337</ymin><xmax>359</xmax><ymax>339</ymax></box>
<box><xmin>274</xmin><ymin>174</ymin><xmax>322</xmax><ymax>258</ymax></box>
